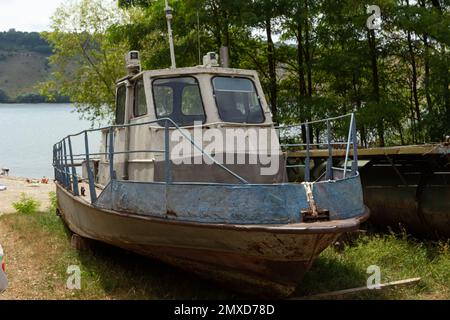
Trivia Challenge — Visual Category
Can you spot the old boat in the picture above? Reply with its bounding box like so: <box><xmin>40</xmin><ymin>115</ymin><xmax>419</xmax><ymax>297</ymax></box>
<box><xmin>53</xmin><ymin>51</ymin><xmax>369</xmax><ymax>297</ymax></box>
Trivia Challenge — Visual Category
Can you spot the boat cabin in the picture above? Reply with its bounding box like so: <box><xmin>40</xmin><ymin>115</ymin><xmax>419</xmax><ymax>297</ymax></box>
<box><xmin>95</xmin><ymin>61</ymin><xmax>286</xmax><ymax>186</ymax></box>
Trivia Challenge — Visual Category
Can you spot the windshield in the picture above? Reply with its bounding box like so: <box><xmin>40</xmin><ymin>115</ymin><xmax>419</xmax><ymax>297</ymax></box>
<box><xmin>153</xmin><ymin>77</ymin><xmax>206</xmax><ymax>126</ymax></box>
<box><xmin>212</xmin><ymin>77</ymin><xmax>265</xmax><ymax>124</ymax></box>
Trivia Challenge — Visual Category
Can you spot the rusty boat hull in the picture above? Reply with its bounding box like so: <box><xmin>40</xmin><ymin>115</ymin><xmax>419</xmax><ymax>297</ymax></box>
<box><xmin>56</xmin><ymin>182</ymin><xmax>368</xmax><ymax>297</ymax></box>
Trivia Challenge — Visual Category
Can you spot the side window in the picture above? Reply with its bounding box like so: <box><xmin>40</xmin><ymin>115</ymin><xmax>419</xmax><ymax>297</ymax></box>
<box><xmin>212</xmin><ymin>77</ymin><xmax>265</xmax><ymax>124</ymax></box>
<box><xmin>115</xmin><ymin>85</ymin><xmax>126</xmax><ymax>125</ymax></box>
<box><xmin>133</xmin><ymin>79</ymin><xmax>147</xmax><ymax>117</ymax></box>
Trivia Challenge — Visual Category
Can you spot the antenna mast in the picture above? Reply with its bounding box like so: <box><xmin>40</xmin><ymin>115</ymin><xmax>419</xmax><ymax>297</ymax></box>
<box><xmin>165</xmin><ymin>0</ymin><xmax>176</xmax><ymax>69</ymax></box>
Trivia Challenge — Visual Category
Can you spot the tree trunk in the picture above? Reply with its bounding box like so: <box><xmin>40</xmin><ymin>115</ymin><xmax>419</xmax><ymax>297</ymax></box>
<box><xmin>353</xmin><ymin>73</ymin><xmax>366</xmax><ymax>147</ymax></box>
<box><xmin>266</xmin><ymin>16</ymin><xmax>278</xmax><ymax>122</ymax></box>
<box><xmin>419</xmin><ymin>1</ymin><xmax>433</xmax><ymax>113</ymax></box>
<box><xmin>296</xmin><ymin>22</ymin><xmax>307</xmax><ymax>97</ymax></box>
<box><xmin>409</xmin><ymin>81</ymin><xmax>417</xmax><ymax>144</ymax></box>
<box><xmin>444</xmin><ymin>49</ymin><xmax>450</xmax><ymax>127</ymax></box>
<box><xmin>368</xmin><ymin>29</ymin><xmax>384</xmax><ymax>147</ymax></box>
<box><xmin>423</xmin><ymin>34</ymin><xmax>433</xmax><ymax>113</ymax></box>
<box><xmin>398</xmin><ymin>123</ymin><xmax>405</xmax><ymax>146</ymax></box>
<box><xmin>209</xmin><ymin>1</ymin><xmax>222</xmax><ymax>50</ymax></box>
<box><xmin>406</xmin><ymin>0</ymin><xmax>421</xmax><ymax>142</ymax></box>
<box><xmin>304</xmin><ymin>0</ymin><xmax>313</xmax><ymax>98</ymax></box>
<box><xmin>295</xmin><ymin>12</ymin><xmax>307</xmax><ymax>143</ymax></box>
<box><xmin>223</xmin><ymin>15</ymin><xmax>231</xmax><ymax>66</ymax></box>
<box><xmin>407</xmin><ymin>29</ymin><xmax>421</xmax><ymax>126</ymax></box>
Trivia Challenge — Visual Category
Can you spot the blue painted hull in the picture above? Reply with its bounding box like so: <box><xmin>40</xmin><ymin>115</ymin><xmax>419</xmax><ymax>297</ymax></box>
<box><xmin>95</xmin><ymin>174</ymin><xmax>366</xmax><ymax>225</ymax></box>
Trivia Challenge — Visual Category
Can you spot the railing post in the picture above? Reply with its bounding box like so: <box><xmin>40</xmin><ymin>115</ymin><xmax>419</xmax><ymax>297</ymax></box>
<box><xmin>84</xmin><ymin>131</ymin><xmax>97</xmax><ymax>204</ymax></box>
<box><xmin>326</xmin><ymin>120</ymin><xmax>333</xmax><ymax>180</ymax></box>
<box><xmin>109</xmin><ymin>127</ymin><xmax>116</xmax><ymax>181</ymax></box>
<box><xmin>351</xmin><ymin>114</ymin><xmax>358</xmax><ymax>176</ymax></box>
<box><xmin>53</xmin><ymin>145</ymin><xmax>58</xmax><ymax>182</ymax></box>
<box><xmin>57</xmin><ymin>143</ymin><xmax>62</xmax><ymax>183</ymax></box>
<box><xmin>59</xmin><ymin>142</ymin><xmax>64</xmax><ymax>184</ymax></box>
<box><xmin>68</xmin><ymin>137</ymin><xmax>79</xmax><ymax>196</ymax></box>
<box><xmin>62</xmin><ymin>139</ymin><xmax>71</xmax><ymax>190</ymax></box>
<box><xmin>343</xmin><ymin>114</ymin><xmax>354</xmax><ymax>179</ymax></box>
<box><xmin>164</xmin><ymin>120</ymin><xmax>173</xmax><ymax>184</ymax></box>
<box><xmin>305</xmin><ymin>122</ymin><xmax>311</xmax><ymax>182</ymax></box>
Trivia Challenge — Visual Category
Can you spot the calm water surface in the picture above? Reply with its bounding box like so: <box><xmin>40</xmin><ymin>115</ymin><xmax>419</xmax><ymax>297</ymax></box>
<box><xmin>0</xmin><ymin>104</ymin><xmax>104</xmax><ymax>178</ymax></box>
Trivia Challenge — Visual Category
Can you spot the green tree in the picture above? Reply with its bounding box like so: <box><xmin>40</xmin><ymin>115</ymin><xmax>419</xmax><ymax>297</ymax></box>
<box><xmin>0</xmin><ymin>89</ymin><xmax>10</xmax><ymax>103</ymax></box>
<box><xmin>38</xmin><ymin>0</ymin><xmax>449</xmax><ymax>145</ymax></box>
<box><xmin>40</xmin><ymin>0</ymin><xmax>129</xmax><ymax>123</ymax></box>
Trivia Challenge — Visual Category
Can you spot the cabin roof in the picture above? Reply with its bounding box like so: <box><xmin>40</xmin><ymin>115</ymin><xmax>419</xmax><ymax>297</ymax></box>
<box><xmin>116</xmin><ymin>66</ymin><xmax>259</xmax><ymax>84</ymax></box>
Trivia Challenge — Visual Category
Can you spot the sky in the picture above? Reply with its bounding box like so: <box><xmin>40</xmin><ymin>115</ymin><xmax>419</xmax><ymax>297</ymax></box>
<box><xmin>0</xmin><ymin>0</ymin><xmax>67</xmax><ymax>32</ymax></box>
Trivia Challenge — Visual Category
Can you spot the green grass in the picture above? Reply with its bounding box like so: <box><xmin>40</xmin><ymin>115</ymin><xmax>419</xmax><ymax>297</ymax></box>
<box><xmin>0</xmin><ymin>205</ymin><xmax>449</xmax><ymax>300</ymax></box>
<box><xmin>296</xmin><ymin>232</ymin><xmax>450</xmax><ymax>299</ymax></box>
<box><xmin>12</xmin><ymin>193</ymin><xmax>41</xmax><ymax>214</ymax></box>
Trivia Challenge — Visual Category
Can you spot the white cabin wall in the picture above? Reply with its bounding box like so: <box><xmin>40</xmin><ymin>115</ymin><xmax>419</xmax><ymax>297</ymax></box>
<box><xmin>126</xmin><ymin>76</ymin><xmax>159</xmax><ymax>182</ymax></box>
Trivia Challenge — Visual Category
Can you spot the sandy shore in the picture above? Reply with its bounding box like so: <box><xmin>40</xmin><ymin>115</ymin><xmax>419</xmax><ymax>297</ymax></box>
<box><xmin>0</xmin><ymin>177</ymin><xmax>55</xmax><ymax>215</ymax></box>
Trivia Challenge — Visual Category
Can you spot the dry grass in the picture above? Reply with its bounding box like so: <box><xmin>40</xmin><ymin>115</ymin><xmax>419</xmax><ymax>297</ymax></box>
<box><xmin>0</xmin><ymin>207</ymin><xmax>234</xmax><ymax>300</ymax></box>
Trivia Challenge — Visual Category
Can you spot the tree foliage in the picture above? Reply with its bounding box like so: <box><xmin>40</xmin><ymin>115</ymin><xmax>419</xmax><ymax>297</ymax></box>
<box><xmin>42</xmin><ymin>0</ymin><xmax>449</xmax><ymax>144</ymax></box>
<box><xmin>0</xmin><ymin>29</ymin><xmax>52</xmax><ymax>54</ymax></box>
<box><xmin>40</xmin><ymin>0</ymin><xmax>129</xmax><ymax>123</ymax></box>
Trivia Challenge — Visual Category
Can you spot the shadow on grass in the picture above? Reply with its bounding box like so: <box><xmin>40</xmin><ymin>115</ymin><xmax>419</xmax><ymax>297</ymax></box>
<box><xmin>81</xmin><ymin>241</ymin><xmax>239</xmax><ymax>299</ymax></box>
<box><xmin>59</xmin><ymin>221</ymin><xmax>239</xmax><ymax>300</ymax></box>
<box><xmin>58</xmin><ymin>221</ymin><xmax>392</xmax><ymax>300</ymax></box>
<box><xmin>55</xmin><ymin>214</ymin><xmax>445</xmax><ymax>300</ymax></box>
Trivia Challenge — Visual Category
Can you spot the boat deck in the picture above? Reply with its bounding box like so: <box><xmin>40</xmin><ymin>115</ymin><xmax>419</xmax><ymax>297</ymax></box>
<box><xmin>77</xmin><ymin>181</ymin><xmax>103</xmax><ymax>205</ymax></box>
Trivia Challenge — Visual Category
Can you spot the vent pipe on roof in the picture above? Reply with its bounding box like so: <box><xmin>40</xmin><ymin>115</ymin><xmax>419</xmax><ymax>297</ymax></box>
<box><xmin>220</xmin><ymin>46</ymin><xmax>230</xmax><ymax>68</ymax></box>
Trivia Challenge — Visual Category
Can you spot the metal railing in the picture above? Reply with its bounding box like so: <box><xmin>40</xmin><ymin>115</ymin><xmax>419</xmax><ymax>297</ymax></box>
<box><xmin>276</xmin><ymin>113</ymin><xmax>358</xmax><ymax>182</ymax></box>
<box><xmin>53</xmin><ymin>118</ymin><xmax>249</xmax><ymax>204</ymax></box>
<box><xmin>53</xmin><ymin>114</ymin><xmax>359</xmax><ymax>204</ymax></box>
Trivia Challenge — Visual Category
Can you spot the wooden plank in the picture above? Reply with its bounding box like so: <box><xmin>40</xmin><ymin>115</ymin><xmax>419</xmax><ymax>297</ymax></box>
<box><xmin>291</xmin><ymin>277</ymin><xmax>421</xmax><ymax>300</ymax></box>
<box><xmin>288</xmin><ymin>144</ymin><xmax>447</xmax><ymax>158</ymax></box>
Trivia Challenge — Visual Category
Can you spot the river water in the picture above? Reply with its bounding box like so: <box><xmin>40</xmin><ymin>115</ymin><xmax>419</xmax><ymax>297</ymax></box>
<box><xmin>0</xmin><ymin>104</ymin><xmax>104</xmax><ymax>178</ymax></box>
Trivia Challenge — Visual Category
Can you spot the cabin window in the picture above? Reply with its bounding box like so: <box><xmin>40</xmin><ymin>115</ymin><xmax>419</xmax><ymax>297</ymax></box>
<box><xmin>115</xmin><ymin>85</ymin><xmax>126</xmax><ymax>125</ymax></box>
<box><xmin>212</xmin><ymin>77</ymin><xmax>265</xmax><ymax>124</ymax></box>
<box><xmin>153</xmin><ymin>77</ymin><xmax>206</xmax><ymax>126</ymax></box>
<box><xmin>133</xmin><ymin>79</ymin><xmax>147</xmax><ymax>117</ymax></box>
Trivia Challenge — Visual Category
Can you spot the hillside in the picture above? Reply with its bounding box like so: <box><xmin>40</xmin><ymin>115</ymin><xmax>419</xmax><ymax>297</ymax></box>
<box><xmin>0</xmin><ymin>29</ymin><xmax>66</xmax><ymax>102</ymax></box>
<box><xmin>0</xmin><ymin>50</ymin><xmax>51</xmax><ymax>98</ymax></box>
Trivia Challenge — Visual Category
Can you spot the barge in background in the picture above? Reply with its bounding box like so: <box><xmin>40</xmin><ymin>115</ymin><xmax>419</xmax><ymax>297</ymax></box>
<box><xmin>288</xmin><ymin>144</ymin><xmax>449</xmax><ymax>238</ymax></box>
<box><xmin>53</xmin><ymin>51</ymin><xmax>368</xmax><ymax>297</ymax></box>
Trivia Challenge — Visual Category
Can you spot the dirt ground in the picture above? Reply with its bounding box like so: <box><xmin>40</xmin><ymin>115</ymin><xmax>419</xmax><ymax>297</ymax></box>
<box><xmin>0</xmin><ymin>177</ymin><xmax>55</xmax><ymax>214</ymax></box>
